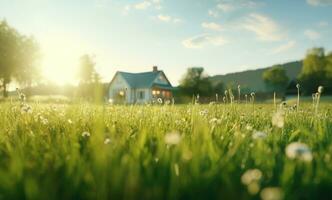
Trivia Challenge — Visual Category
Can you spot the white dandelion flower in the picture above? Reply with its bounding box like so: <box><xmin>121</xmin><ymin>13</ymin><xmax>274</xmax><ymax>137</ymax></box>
<box><xmin>241</xmin><ymin>169</ymin><xmax>263</xmax><ymax>185</ymax></box>
<box><xmin>82</xmin><ymin>131</ymin><xmax>91</xmax><ymax>138</ymax></box>
<box><xmin>260</xmin><ymin>187</ymin><xmax>284</xmax><ymax>200</ymax></box>
<box><xmin>252</xmin><ymin>131</ymin><xmax>267</xmax><ymax>139</ymax></box>
<box><xmin>164</xmin><ymin>132</ymin><xmax>181</xmax><ymax>145</ymax></box>
<box><xmin>318</xmin><ymin>86</ymin><xmax>324</xmax><ymax>94</ymax></box>
<box><xmin>285</xmin><ymin>142</ymin><xmax>313</xmax><ymax>162</ymax></box>
<box><xmin>104</xmin><ymin>138</ymin><xmax>111</xmax><ymax>144</ymax></box>
<box><xmin>272</xmin><ymin>112</ymin><xmax>284</xmax><ymax>128</ymax></box>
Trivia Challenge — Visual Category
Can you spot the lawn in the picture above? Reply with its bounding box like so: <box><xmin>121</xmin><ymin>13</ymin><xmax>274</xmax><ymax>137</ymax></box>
<box><xmin>0</xmin><ymin>101</ymin><xmax>332</xmax><ymax>200</ymax></box>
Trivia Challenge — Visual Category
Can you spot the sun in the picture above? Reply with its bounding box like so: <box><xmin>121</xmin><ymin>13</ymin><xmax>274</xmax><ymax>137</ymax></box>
<box><xmin>39</xmin><ymin>31</ymin><xmax>89</xmax><ymax>85</ymax></box>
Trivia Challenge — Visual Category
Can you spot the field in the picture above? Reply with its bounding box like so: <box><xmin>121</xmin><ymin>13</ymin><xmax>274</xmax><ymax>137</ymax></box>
<box><xmin>0</xmin><ymin>101</ymin><xmax>332</xmax><ymax>200</ymax></box>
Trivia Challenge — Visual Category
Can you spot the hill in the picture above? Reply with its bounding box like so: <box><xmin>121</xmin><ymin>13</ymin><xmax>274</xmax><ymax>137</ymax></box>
<box><xmin>210</xmin><ymin>61</ymin><xmax>302</xmax><ymax>92</ymax></box>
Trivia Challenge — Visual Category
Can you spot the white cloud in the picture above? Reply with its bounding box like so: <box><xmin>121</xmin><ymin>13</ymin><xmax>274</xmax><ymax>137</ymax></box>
<box><xmin>157</xmin><ymin>15</ymin><xmax>182</xmax><ymax>24</ymax></box>
<box><xmin>124</xmin><ymin>0</ymin><xmax>162</xmax><ymax>13</ymax></box>
<box><xmin>202</xmin><ymin>22</ymin><xmax>223</xmax><ymax>31</ymax></box>
<box><xmin>182</xmin><ymin>34</ymin><xmax>228</xmax><ymax>49</ymax></box>
<box><xmin>304</xmin><ymin>29</ymin><xmax>320</xmax><ymax>40</ymax></box>
<box><xmin>242</xmin><ymin>13</ymin><xmax>284</xmax><ymax>41</ymax></box>
<box><xmin>271</xmin><ymin>41</ymin><xmax>296</xmax><ymax>54</ymax></box>
<box><xmin>318</xmin><ymin>21</ymin><xmax>329</xmax><ymax>27</ymax></box>
<box><xmin>217</xmin><ymin>3</ymin><xmax>235</xmax><ymax>12</ymax></box>
<box><xmin>134</xmin><ymin>1</ymin><xmax>152</xmax><ymax>10</ymax></box>
<box><xmin>307</xmin><ymin>0</ymin><xmax>332</xmax><ymax>6</ymax></box>
<box><xmin>208</xmin><ymin>10</ymin><xmax>219</xmax><ymax>18</ymax></box>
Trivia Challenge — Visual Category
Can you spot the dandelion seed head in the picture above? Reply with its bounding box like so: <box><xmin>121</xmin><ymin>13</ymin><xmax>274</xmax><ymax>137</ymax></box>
<box><xmin>252</xmin><ymin>131</ymin><xmax>267</xmax><ymax>139</ymax></box>
<box><xmin>285</xmin><ymin>142</ymin><xmax>312</xmax><ymax>162</ymax></box>
<box><xmin>272</xmin><ymin>112</ymin><xmax>284</xmax><ymax>128</ymax></box>
<box><xmin>241</xmin><ymin>169</ymin><xmax>262</xmax><ymax>185</ymax></box>
<box><xmin>296</xmin><ymin>84</ymin><xmax>300</xmax><ymax>89</ymax></box>
<box><xmin>260</xmin><ymin>187</ymin><xmax>284</xmax><ymax>200</ymax></box>
<box><xmin>318</xmin><ymin>86</ymin><xmax>324</xmax><ymax>94</ymax></box>
<box><xmin>82</xmin><ymin>131</ymin><xmax>91</xmax><ymax>138</ymax></box>
<box><xmin>164</xmin><ymin>132</ymin><xmax>181</xmax><ymax>145</ymax></box>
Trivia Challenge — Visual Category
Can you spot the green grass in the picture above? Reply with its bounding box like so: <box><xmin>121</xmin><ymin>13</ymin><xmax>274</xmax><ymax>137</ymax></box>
<box><xmin>0</xmin><ymin>101</ymin><xmax>332</xmax><ymax>200</ymax></box>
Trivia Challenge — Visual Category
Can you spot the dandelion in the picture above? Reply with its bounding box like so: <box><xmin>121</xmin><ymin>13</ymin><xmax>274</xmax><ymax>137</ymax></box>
<box><xmin>157</xmin><ymin>98</ymin><xmax>163</xmax><ymax>104</ymax></box>
<box><xmin>252</xmin><ymin>131</ymin><xmax>267</xmax><ymax>139</ymax></box>
<box><xmin>104</xmin><ymin>138</ymin><xmax>111</xmax><ymax>144</ymax></box>
<box><xmin>199</xmin><ymin>109</ymin><xmax>208</xmax><ymax>116</ymax></box>
<box><xmin>82</xmin><ymin>131</ymin><xmax>91</xmax><ymax>138</ymax></box>
<box><xmin>272</xmin><ymin>112</ymin><xmax>284</xmax><ymax>128</ymax></box>
<box><xmin>164</xmin><ymin>132</ymin><xmax>181</xmax><ymax>145</ymax></box>
<box><xmin>285</xmin><ymin>142</ymin><xmax>313</xmax><ymax>162</ymax></box>
<box><xmin>209</xmin><ymin>118</ymin><xmax>221</xmax><ymax>125</ymax></box>
<box><xmin>241</xmin><ymin>169</ymin><xmax>263</xmax><ymax>185</ymax></box>
<box><xmin>260</xmin><ymin>187</ymin><xmax>284</xmax><ymax>200</ymax></box>
<box><xmin>318</xmin><ymin>86</ymin><xmax>324</xmax><ymax>94</ymax></box>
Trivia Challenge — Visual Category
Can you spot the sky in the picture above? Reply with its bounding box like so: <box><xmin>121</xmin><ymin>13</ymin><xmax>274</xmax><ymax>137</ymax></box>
<box><xmin>0</xmin><ymin>0</ymin><xmax>332</xmax><ymax>85</ymax></box>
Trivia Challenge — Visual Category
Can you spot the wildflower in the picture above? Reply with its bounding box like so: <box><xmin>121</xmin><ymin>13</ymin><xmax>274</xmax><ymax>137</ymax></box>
<box><xmin>209</xmin><ymin>118</ymin><xmax>221</xmax><ymax>125</ymax></box>
<box><xmin>241</xmin><ymin>169</ymin><xmax>263</xmax><ymax>185</ymax></box>
<box><xmin>157</xmin><ymin>98</ymin><xmax>163</xmax><ymax>104</ymax></box>
<box><xmin>285</xmin><ymin>142</ymin><xmax>313</xmax><ymax>162</ymax></box>
<box><xmin>82</xmin><ymin>131</ymin><xmax>91</xmax><ymax>138</ymax></box>
<box><xmin>260</xmin><ymin>187</ymin><xmax>284</xmax><ymax>200</ymax></box>
<box><xmin>39</xmin><ymin>116</ymin><xmax>48</xmax><ymax>125</ymax></box>
<box><xmin>272</xmin><ymin>112</ymin><xmax>284</xmax><ymax>128</ymax></box>
<box><xmin>252</xmin><ymin>131</ymin><xmax>267</xmax><ymax>139</ymax></box>
<box><xmin>104</xmin><ymin>138</ymin><xmax>111</xmax><ymax>144</ymax></box>
<box><xmin>318</xmin><ymin>86</ymin><xmax>324</xmax><ymax>94</ymax></box>
<box><xmin>296</xmin><ymin>83</ymin><xmax>300</xmax><ymax>89</ymax></box>
<box><xmin>68</xmin><ymin>119</ymin><xmax>73</xmax><ymax>124</ymax></box>
<box><xmin>164</xmin><ymin>132</ymin><xmax>181</xmax><ymax>145</ymax></box>
<box><xmin>199</xmin><ymin>109</ymin><xmax>208</xmax><ymax>116</ymax></box>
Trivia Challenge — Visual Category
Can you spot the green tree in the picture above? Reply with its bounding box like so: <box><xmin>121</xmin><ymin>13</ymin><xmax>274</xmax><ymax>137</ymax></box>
<box><xmin>78</xmin><ymin>54</ymin><xmax>96</xmax><ymax>84</ymax></box>
<box><xmin>298</xmin><ymin>48</ymin><xmax>329</xmax><ymax>94</ymax></box>
<box><xmin>179</xmin><ymin>67</ymin><xmax>213</xmax><ymax>97</ymax></box>
<box><xmin>263</xmin><ymin>65</ymin><xmax>289</xmax><ymax>93</ymax></box>
<box><xmin>0</xmin><ymin>20</ymin><xmax>40</xmax><ymax>97</ymax></box>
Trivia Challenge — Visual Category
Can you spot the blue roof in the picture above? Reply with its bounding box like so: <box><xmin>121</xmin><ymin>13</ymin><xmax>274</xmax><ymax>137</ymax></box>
<box><xmin>115</xmin><ymin>70</ymin><xmax>172</xmax><ymax>89</ymax></box>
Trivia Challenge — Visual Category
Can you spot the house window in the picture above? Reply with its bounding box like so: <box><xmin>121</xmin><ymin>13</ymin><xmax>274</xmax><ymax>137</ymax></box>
<box><xmin>138</xmin><ymin>91</ymin><xmax>145</xmax><ymax>99</ymax></box>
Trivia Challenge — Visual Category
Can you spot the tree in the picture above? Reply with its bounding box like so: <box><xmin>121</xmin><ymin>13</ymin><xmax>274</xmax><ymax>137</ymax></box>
<box><xmin>263</xmin><ymin>65</ymin><xmax>289</xmax><ymax>93</ymax></box>
<box><xmin>78</xmin><ymin>54</ymin><xmax>96</xmax><ymax>84</ymax></box>
<box><xmin>179</xmin><ymin>67</ymin><xmax>213</xmax><ymax>97</ymax></box>
<box><xmin>298</xmin><ymin>47</ymin><xmax>329</xmax><ymax>94</ymax></box>
<box><xmin>0</xmin><ymin>20</ymin><xmax>40</xmax><ymax>97</ymax></box>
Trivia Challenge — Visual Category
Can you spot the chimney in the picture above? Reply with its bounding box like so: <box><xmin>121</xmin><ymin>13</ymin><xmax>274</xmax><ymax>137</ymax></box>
<box><xmin>153</xmin><ymin>66</ymin><xmax>158</xmax><ymax>72</ymax></box>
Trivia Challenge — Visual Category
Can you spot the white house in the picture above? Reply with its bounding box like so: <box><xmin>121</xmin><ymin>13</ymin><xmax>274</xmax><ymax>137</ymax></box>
<box><xmin>108</xmin><ymin>66</ymin><xmax>173</xmax><ymax>104</ymax></box>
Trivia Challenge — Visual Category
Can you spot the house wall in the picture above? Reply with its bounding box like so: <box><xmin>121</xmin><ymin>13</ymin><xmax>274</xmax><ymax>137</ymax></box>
<box><xmin>133</xmin><ymin>88</ymin><xmax>152</xmax><ymax>104</ymax></box>
<box><xmin>108</xmin><ymin>74</ymin><xmax>131</xmax><ymax>103</ymax></box>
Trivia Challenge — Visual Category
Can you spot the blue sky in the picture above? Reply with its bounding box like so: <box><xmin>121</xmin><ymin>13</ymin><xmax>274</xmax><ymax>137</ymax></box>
<box><xmin>0</xmin><ymin>0</ymin><xmax>332</xmax><ymax>85</ymax></box>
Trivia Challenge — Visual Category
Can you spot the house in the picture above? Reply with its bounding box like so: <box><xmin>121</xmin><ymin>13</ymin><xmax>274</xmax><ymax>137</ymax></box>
<box><xmin>108</xmin><ymin>66</ymin><xmax>173</xmax><ymax>104</ymax></box>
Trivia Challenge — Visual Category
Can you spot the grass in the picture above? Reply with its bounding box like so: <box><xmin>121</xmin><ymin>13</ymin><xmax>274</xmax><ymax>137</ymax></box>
<box><xmin>0</xmin><ymin>101</ymin><xmax>332</xmax><ymax>200</ymax></box>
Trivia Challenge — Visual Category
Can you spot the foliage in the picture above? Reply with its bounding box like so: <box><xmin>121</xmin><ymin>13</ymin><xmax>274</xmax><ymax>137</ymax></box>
<box><xmin>0</xmin><ymin>20</ymin><xmax>40</xmax><ymax>97</ymax></box>
<box><xmin>298</xmin><ymin>48</ymin><xmax>332</xmax><ymax>94</ymax></box>
<box><xmin>0</xmin><ymin>101</ymin><xmax>331</xmax><ymax>199</ymax></box>
<box><xmin>179</xmin><ymin>67</ymin><xmax>214</xmax><ymax>97</ymax></box>
<box><xmin>262</xmin><ymin>65</ymin><xmax>289</xmax><ymax>93</ymax></box>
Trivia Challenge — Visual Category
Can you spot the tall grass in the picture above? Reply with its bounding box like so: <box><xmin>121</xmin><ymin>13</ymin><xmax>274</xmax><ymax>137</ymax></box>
<box><xmin>0</xmin><ymin>102</ymin><xmax>331</xmax><ymax>199</ymax></box>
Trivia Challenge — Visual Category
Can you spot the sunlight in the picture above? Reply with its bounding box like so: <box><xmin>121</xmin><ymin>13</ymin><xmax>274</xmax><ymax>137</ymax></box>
<box><xmin>39</xmin><ymin>31</ymin><xmax>89</xmax><ymax>85</ymax></box>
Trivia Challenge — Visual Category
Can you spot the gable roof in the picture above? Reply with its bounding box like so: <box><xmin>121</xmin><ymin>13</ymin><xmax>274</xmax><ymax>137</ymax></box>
<box><xmin>110</xmin><ymin>70</ymin><xmax>172</xmax><ymax>89</ymax></box>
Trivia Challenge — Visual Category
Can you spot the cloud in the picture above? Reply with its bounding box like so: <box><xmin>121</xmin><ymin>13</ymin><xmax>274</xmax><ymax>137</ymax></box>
<box><xmin>271</xmin><ymin>41</ymin><xmax>296</xmax><ymax>54</ymax></box>
<box><xmin>182</xmin><ymin>34</ymin><xmax>228</xmax><ymax>49</ymax></box>
<box><xmin>307</xmin><ymin>0</ymin><xmax>332</xmax><ymax>6</ymax></box>
<box><xmin>242</xmin><ymin>13</ymin><xmax>284</xmax><ymax>41</ymax></box>
<box><xmin>304</xmin><ymin>29</ymin><xmax>320</xmax><ymax>40</ymax></box>
<box><xmin>157</xmin><ymin>15</ymin><xmax>182</xmax><ymax>24</ymax></box>
<box><xmin>208</xmin><ymin>0</ymin><xmax>263</xmax><ymax>17</ymax></box>
<box><xmin>124</xmin><ymin>0</ymin><xmax>162</xmax><ymax>13</ymax></box>
<box><xmin>202</xmin><ymin>22</ymin><xmax>223</xmax><ymax>31</ymax></box>
<box><xmin>318</xmin><ymin>21</ymin><xmax>329</xmax><ymax>27</ymax></box>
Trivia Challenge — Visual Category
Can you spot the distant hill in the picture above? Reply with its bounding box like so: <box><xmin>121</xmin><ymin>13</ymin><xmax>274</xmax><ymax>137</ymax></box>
<box><xmin>210</xmin><ymin>61</ymin><xmax>303</xmax><ymax>92</ymax></box>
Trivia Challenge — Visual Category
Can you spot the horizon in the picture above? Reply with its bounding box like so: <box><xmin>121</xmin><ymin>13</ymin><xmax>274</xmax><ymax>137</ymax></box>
<box><xmin>1</xmin><ymin>0</ymin><xmax>332</xmax><ymax>85</ymax></box>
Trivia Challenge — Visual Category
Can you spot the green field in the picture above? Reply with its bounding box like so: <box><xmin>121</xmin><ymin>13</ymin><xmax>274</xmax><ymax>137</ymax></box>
<box><xmin>0</xmin><ymin>101</ymin><xmax>332</xmax><ymax>200</ymax></box>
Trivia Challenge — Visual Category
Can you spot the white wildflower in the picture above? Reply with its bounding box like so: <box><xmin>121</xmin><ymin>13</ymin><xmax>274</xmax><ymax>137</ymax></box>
<box><xmin>318</xmin><ymin>86</ymin><xmax>324</xmax><ymax>94</ymax></box>
<box><xmin>252</xmin><ymin>131</ymin><xmax>267</xmax><ymax>139</ymax></box>
<box><xmin>157</xmin><ymin>98</ymin><xmax>163</xmax><ymax>104</ymax></box>
<box><xmin>164</xmin><ymin>132</ymin><xmax>181</xmax><ymax>145</ymax></box>
<box><xmin>272</xmin><ymin>112</ymin><xmax>284</xmax><ymax>128</ymax></box>
<box><xmin>260</xmin><ymin>187</ymin><xmax>284</xmax><ymax>200</ymax></box>
<box><xmin>241</xmin><ymin>169</ymin><xmax>263</xmax><ymax>185</ymax></box>
<box><xmin>68</xmin><ymin>119</ymin><xmax>73</xmax><ymax>124</ymax></box>
<box><xmin>285</xmin><ymin>142</ymin><xmax>313</xmax><ymax>162</ymax></box>
<box><xmin>104</xmin><ymin>138</ymin><xmax>111</xmax><ymax>144</ymax></box>
<box><xmin>82</xmin><ymin>131</ymin><xmax>91</xmax><ymax>138</ymax></box>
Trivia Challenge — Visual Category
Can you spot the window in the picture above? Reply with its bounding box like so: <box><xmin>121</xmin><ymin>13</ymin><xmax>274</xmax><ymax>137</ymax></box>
<box><xmin>138</xmin><ymin>91</ymin><xmax>145</xmax><ymax>99</ymax></box>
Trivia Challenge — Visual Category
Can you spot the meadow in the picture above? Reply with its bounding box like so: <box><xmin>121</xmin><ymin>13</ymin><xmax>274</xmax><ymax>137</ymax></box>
<box><xmin>0</xmin><ymin>99</ymin><xmax>332</xmax><ymax>200</ymax></box>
